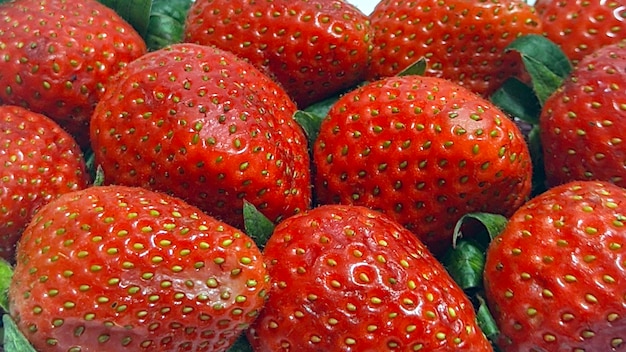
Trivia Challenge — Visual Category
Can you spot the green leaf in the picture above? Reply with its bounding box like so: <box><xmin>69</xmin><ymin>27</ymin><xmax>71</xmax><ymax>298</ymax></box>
<box><xmin>144</xmin><ymin>0</ymin><xmax>193</xmax><ymax>51</ymax></box>
<box><xmin>476</xmin><ymin>295</ymin><xmax>500</xmax><ymax>343</ymax></box>
<box><xmin>0</xmin><ymin>259</ymin><xmax>13</xmax><ymax>313</ymax></box>
<box><xmin>528</xmin><ymin>125</ymin><xmax>548</xmax><ymax>196</ymax></box>
<box><xmin>98</xmin><ymin>0</ymin><xmax>153</xmax><ymax>37</ymax></box>
<box><xmin>397</xmin><ymin>57</ymin><xmax>427</xmax><ymax>77</ymax></box>
<box><xmin>294</xmin><ymin>110</ymin><xmax>325</xmax><ymax>148</ymax></box>
<box><xmin>505</xmin><ymin>34</ymin><xmax>572</xmax><ymax>105</ymax></box>
<box><xmin>490</xmin><ymin>77</ymin><xmax>542</xmax><ymax>125</ymax></box>
<box><xmin>227</xmin><ymin>333</ymin><xmax>254</xmax><ymax>352</ymax></box>
<box><xmin>303</xmin><ymin>94</ymin><xmax>340</xmax><ymax>121</ymax></box>
<box><xmin>452</xmin><ymin>213</ymin><xmax>508</xmax><ymax>248</ymax></box>
<box><xmin>3</xmin><ymin>314</ymin><xmax>36</xmax><ymax>352</ymax></box>
<box><xmin>442</xmin><ymin>239</ymin><xmax>486</xmax><ymax>291</ymax></box>
<box><xmin>243</xmin><ymin>200</ymin><xmax>275</xmax><ymax>251</ymax></box>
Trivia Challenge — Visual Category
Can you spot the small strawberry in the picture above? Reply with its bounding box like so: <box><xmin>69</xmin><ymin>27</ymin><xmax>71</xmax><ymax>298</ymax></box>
<box><xmin>539</xmin><ymin>41</ymin><xmax>626</xmax><ymax>188</ymax></box>
<box><xmin>0</xmin><ymin>105</ymin><xmax>89</xmax><ymax>263</ymax></box>
<box><xmin>367</xmin><ymin>0</ymin><xmax>543</xmax><ymax>97</ymax></box>
<box><xmin>313</xmin><ymin>75</ymin><xmax>532</xmax><ymax>254</ymax></box>
<box><xmin>247</xmin><ymin>204</ymin><xmax>493</xmax><ymax>351</ymax></box>
<box><xmin>534</xmin><ymin>0</ymin><xmax>626</xmax><ymax>65</ymax></box>
<box><xmin>483</xmin><ymin>180</ymin><xmax>626</xmax><ymax>351</ymax></box>
<box><xmin>184</xmin><ymin>0</ymin><xmax>373</xmax><ymax>108</ymax></box>
<box><xmin>9</xmin><ymin>184</ymin><xmax>270</xmax><ymax>352</ymax></box>
<box><xmin>0</xmin><ymin>0</ymin><xmax>147</xmax><ymax>148</ymax></box>
<box><xmin>90</xmin><ymin>43</ymin><xmax>312</xmax><ymax>230</ymax></box>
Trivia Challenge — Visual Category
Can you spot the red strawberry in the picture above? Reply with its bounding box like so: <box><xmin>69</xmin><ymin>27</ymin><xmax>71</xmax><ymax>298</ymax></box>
<box><xmin>184</xmin><ymin>0</ymin><xmax>373</xmax><ymax>108</ymax></box>
<box><xmin>534</xmin><ymin>0</ymin><xmax>626</xmax><ymax>65</ymax></box>
<box><xmin>90</xmin><ymin>43</ymin><xmax>312</xmax><ymax>230</ymax></box>
<box><xmin>367</xmin><ymin>0</ymin><xmax>543</xmax><ymax>97</ymax></box>
<box><xmin>540</xmin><ymin>41</ymin><xmax>626</xmax><ymax>188</ymax></box>
<box><xmin>483</xmin><ymin>180</ymin><xmax>626</xmax><ymax>351</ymax></box>
<box><xmin>313</xmin><ymin>75</ymin><xmax>532</xmax><ymax>254</ymax></box>
<box><xmin>247</xmin><ymin>204</ymin><xmax>493</xmax><ymax>351</ymax></box>
<box><xmin>9</xmin><ymin>184</ymin><xmax>270</xmax><ymax>352</ymax></box>
<box><xmin>0</xmin><ymin>105</ymin><xmax>89</xmax><ymax>263</ymax></box>
<box><xmin>0</xmin><ymin>0</ymin><xmax>147</xmax><ymax>148</ymax></box>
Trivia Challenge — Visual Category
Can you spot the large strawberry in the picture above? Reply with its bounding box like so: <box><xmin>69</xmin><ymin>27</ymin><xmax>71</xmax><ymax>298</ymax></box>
<box><xmin>313</xmin><ymin>75</ymin><xmax>532</xmax><ymax>254</ymax></box>
<box><xmin>184</xmin><ymin>0</ymin><xmax>373</xmax><ymax>108</ymax></box>
<box><xmin>0</xmin><ymin>105</ymin><xmax>89</xmax><ymax>263</ymax></box>
<box><xmin>0</xmin><ymin>0</ymin><xmax>147</xmax><ymax>148</ymax></box>
<box><xmin>367</xmin><ymin>0</ymin><xmax>543</xmax><ymax>97</ymax></box>
<box><xmin>483</xmin><ymin>180</ymin><xmax>626</xmax><ymax>350</ymax></box>
<box><xmin>534</xmin><ymin>0</ymin><xmax>626</xmax><ymax>65</ymax></box>
<box><xmin>90</xmin><ymin>43</ymin><xmax>312</xmax><ymax>230</ymax></box>
<box><xmin>540</xmin><ymin>41</ymin><xmax>626</xmax><ymax>188</ymax></box>
<box><xmin>247</xmin><ymin>204</ymin><xmax>493</xmax><ymax>351</ymax></box>
<box><xmin>9</xmin><ymin>184</ymin><xmax>270</xmax><ymax>352</ymax></box>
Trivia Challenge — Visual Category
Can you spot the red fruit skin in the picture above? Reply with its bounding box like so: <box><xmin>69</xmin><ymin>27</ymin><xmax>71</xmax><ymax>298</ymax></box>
<box><xmin>0</xmin><ymin>0</ymin><xmax>147</xmax><ymax>148</ymax></box>
<box><xmin>184</xmin><ymin>0</ymin><xmax>373</xmax><ymax>108</ymax></box>
<box><xmin>484</xmin><ymin>181</ymin><xmax>626</xmax><ymax>351</ymax></box>
<box><xmin>9</xmin><ymin>185</ymin><xmax>270</xmax><ymax>352</ymax></box>
<box><xmin>247</xmin><ymin>204</ymin><xmax>493</xmax><ymax>351</ymax></box>
<box><xmin>540</xmin><ymin>41</ymin><xmax>626</xmax><ymax>189</ymax></box>
<box><xmin>534</xmin><ymin>0</ymin><xmax>626</xmax><ymax>65</ymax></box>
<box><xmin>90</xmin><ymin>43</ymin><xmax>311</xmax><ymax>230</ymax></box>
<box><xmin>313</xmin><ymin>75</ymin><xmax>532</xmax><ymax>254</ymax></box>
<box><xmin>367</xmin><ymin>0</ymin><xmax>543</xmax><ymax>97</ymax></box>
<box><xmin>0</xmin><ymin>105</ymin><xmax>89</xmax><ymax>263</ymax></box>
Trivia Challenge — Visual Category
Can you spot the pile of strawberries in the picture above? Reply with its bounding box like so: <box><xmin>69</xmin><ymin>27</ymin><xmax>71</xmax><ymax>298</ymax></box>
<box><xmin>0</xmin><ymin>0</ymin><xmax>625</xmax><ymax>351</ymax></box>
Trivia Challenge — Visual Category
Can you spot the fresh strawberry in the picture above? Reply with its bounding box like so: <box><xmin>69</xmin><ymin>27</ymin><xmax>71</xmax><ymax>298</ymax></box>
<box><xmin>0</xmin><ymin>105</ymin><xmax>89</xmax><ymax>263</ymax></box>
<box><xmin>9</xmin><ymin>184</ymin><xmax>270</xmax><ymax>352</ymax></box>
<box><xmin>534</xmin><ymin>0</ymin><xmax>626</xmax><ymax>65</ymax></box>
<box><xmin>367</xmin><ymin>0</ymin><xmax>543</xmax><ymax>97</ymax></box>
<box><xmin>483</xmin><ymin>180</ymin><xmax>626</xmax><ymax>350</ymax></box>
<box><xmin>313</xmin><ymin>75</ymin><xmax>533</xmax><ymax>254</ymax></box>
<box><xmin>90</xmin><ymin>43</ymin><xmax>312</xmax><ymax>230</ymax></box>
<box><xmin>539</xmin><ymin>41</ymin><xmax>626</xmax><ymax>188</ymax></box>
<box><xmin>247</xmin><ymin>204</ymin><xmax>493</xmax><ymax>351</ymax></box>
<box><xmin>184</xmin><ymin>0</ymin><xmax>373</xmax><ymax>108</ymax></box>
<box><xmin>0</xmin><ymin>0</ymin><xmax>147</xmax><ymax>148</ymax></box>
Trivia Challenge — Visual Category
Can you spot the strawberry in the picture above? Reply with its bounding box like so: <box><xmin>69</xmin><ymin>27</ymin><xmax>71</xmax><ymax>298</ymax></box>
<box><xmin>0</xmin><ymin>105</ymin><xmax>89</xmax><ymax>263</ymax></box>
<box><xmin>8</xmin><ymin>184</ymin><xmax>270</xmax><ymax>352</ymax></box>
<box><xmin>483</xmin><ymin>180</ymin><xmax>626</xmax><ymax>351</ymax></box>
<box><xmin>89</xmin><ymin>43</ymin><xmax>312</xmax><ymax>230</ymax></box>
<box><xmin>0</xmin><ymin>0</ymin><xmax>147</xmax><ymax>148</ymax></box>
<box><xmin>367</xmin><ymin>0</ymin><xmax>543</xmax><ymax>97</ymax></box>
<box><xmin>247</xmin><ymin>204</ymin><xmax>493</xmax><ymax>351</ymax></box>
<box><xmin>534</xmin><ymin>0</ymin><xmax>626</xmax><ymax>65</ymax></box>
<box><xmin>313</xmin><ymin>75</ymin><xmax>533</xmax><ymax>254</ymax></box>
<box><xmin>183</xmin><ymin>0</ymin><xmax>373</xmax><ymax>108</ymax></box>
<box><xmin>539</xmin><ymin>41</ymin><xmax>626</xmax><ymax>189</ymax></box>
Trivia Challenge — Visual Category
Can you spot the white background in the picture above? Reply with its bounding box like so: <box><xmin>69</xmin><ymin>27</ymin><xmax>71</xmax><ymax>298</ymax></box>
<box><xmin>347</xmin><ymin>0</ymin><xmax>536</xmax><ymax>16</ymax></box>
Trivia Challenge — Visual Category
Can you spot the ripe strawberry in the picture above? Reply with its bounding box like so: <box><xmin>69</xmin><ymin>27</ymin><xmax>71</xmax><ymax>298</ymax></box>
<box><xmin>9</xmin><ymin>184</ymin><xmax>270</xmax><ymax>352</ymax></box>
<box><xmin>367</xmin><ymin>0</ymin><xmax>543</xmax><ymax>97</ymax></box>
<box><xmin>313</xmin><ymin>75</ymin><xmax>532</xmax><ymax>254</ymax></box>
<box><xmin>539</xmin><ymin>41</ymin><xmax>626</xmax><ymax>188</ymax></box>
<box><xmin>534</xmin><ymin>0</ymin><xmax>626</xmax><ymax>65</ymax></box>
<box><xmin>0</xmin><ymin>105</ymin><xmax>89</xmax><ymax>263</ymax></box>
<box><xmin>0</xmin><ymin>0</ymin><xmax>147</xmax><ymax>148</ymax></box>
<box><xmin>90</xmin><ymin>43</ymin><xmax>312</xmax><ymax>230</ymax></box>
<box><xmin>247</xmin><ymin>204</ymin><xmax>493</xmax><ymax>351</ymax></box>
<box><xmin>483</xmin><ymin>180</ymin><xmax>626</xmax><ymax>351</ymax></box>
<box><xmin>184</xmin><ymin>0</ymin><xmax>373</xmax><ymax>108</ymax></box>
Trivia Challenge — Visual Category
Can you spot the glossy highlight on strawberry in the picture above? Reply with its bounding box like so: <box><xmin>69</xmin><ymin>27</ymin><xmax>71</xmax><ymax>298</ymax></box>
<box><xmin>9</xmin><ymin>185</ymin><xmax>270</xmax><ymax>352</ymax></box>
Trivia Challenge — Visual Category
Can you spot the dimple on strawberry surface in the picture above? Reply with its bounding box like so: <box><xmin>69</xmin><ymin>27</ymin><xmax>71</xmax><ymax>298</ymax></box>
<box><xmin>313</xmin><ymin>75</ymin><xmax>532</xmax><ymax>254</ymax></box>
<box><xmin>247</xmin><ymin>204</ymin><xmax>493</xmax><ymax>351</ymax></box>
<box><xmin>0</xmin><ymin>105</ymin><xmax>89</xmax><ymax>263</ymax></box>
<box><xmin>367</xmin><ymin>0</ymin><xmax>543</xmax><ymax>97</ymax></box>
<box><xmin>9</xmin><ymin>184</ymin><xmax>270</xmax><ymax>352</ymax></box>
<box><xmin>0</xmin><ymin>0</ymin><xmax>147</xmax><ymax>148</ymax></box>
<box><xmin>534</xmin><ymin>0</ymin><xmax>626</xmax><ymax>65</ymax></box>
<box><xmin>90</xmin><ymin>43</ymin><xmax>311</xmax><ymax>230</ymax></box>
<box><xmin>184</xmin><ymin>0</ymin><xmax>373</xmax><ymax>108</ymax></box>
<box><xmin>483</xmin><ymin>181</ymin><xmax>626</xmax><ymax>351</ymax></box>
<box><xmin>540</xmin><ymin>41</ymin><xmax>626</xmax><ymax>189</ymax></box>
